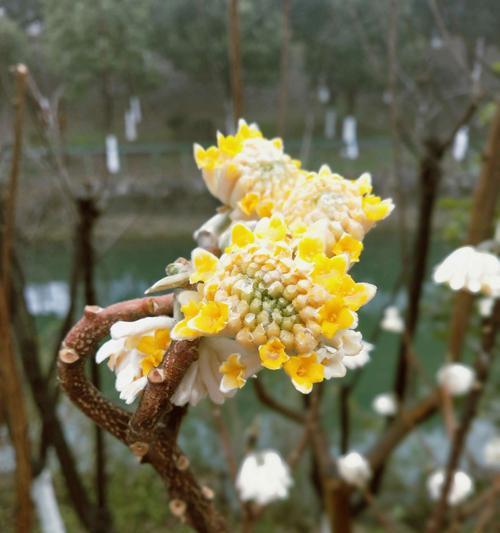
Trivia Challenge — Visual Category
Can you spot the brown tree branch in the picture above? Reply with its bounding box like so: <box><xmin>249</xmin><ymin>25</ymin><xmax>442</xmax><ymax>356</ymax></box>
<box><xmin>426</xmin><ymin>301</ymin><xmax>500</xmax><ymax>533</ymax></box>
<box><xmin>251</xmin><ymin>376</ymin><xmax>306</xmax><ymax>424</ymax></box>
<box><xmin>0</xmin><ymin>63</ymin><xmax>33</xmax><ymax>533</ymax></box>
<box><xmin>58</xmin><ymin>295</ymin><xmax>227</xmax><ymax>532</ymax></box>
<box><xmin>448</xmin><ymin>101</ymin><xmax>500</xmax><ymax>361</ymax></box>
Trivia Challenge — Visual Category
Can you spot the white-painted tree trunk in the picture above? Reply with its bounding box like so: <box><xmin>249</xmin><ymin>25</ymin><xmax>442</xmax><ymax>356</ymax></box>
<box><xmin>342</xmin><ymin>116</ymin><xmax>359</xmax><ymax>159</ymax></box>
<box><xmin>324</xmin><ymin>108</ymin><xmax>336</xmax><ymax>139</ymax></box>
<box><xmin>32</xmin><ymin>469</ymin><xmax>66</xmax><ymax>533</ymax></box>
<box><xmin>106</xmin><ymin>134</ymin><xmax>120</xmax><ymax>174</ymax></box>
<box><xmin>124</xmin><ymin>110</ymin><xmax>137</xmax><ymax>142</ymax></box>
<box><xmin>452</xmin><ymin>126</ymin><xmax>469</xmax><ymax>161</ymax></box>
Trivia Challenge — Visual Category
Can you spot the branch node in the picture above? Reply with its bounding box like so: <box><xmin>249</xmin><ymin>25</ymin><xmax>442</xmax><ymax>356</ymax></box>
<box><xmin>175</xmin><ymin>454</ymin><xmax>190</xmax><ymax>471</ymax></box>
<box><xmin>84</xmin><ymin>305</ymin><xmax>103</xmax><ymax>317</ymax></box>
<box><xmin>169</xmin><ymin>499</ymin><xmax>187</xmax><ymax>518</ymax></box>
<box><xmin>202</xmin><ymin>486</ymin><xmax>215</xmax><ymax>500</ymax></box>
<box><xmin>148</xmin><ymin>367</ymin><xmax>166</xmax><ymax>384</ymax></box>
<box><xmin>147</xmin><ymin>298</ymin><xmax>160</xmax><ymax>314</ymax></box>
<box><xmin>129</xmin><ymin>441</ymin><xmax>149</xmax><ymax>457</ymax></box>
<box><xmin>58</xmin><ymin>346</ymin><xmax>80</xmax><ymax>364</ymax></box>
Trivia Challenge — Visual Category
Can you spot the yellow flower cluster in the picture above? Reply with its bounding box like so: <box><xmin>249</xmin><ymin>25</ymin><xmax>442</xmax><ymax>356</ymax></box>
<box><xmin>170</xmin><ymin>215</ymin><xmax>376</xmax><ymax>394</ymax></box>
<box><xmin>193</xmin><ymin>120</ymin><xmax>393</xmax><ymax>253</ymax></box>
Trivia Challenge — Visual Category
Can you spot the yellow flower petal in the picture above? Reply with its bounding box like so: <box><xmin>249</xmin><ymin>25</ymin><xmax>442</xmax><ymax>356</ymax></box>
<box><xmin>255</xmin><ymin>215</ymin><xmax>288</xmax><ymax>242</ymax></box>
<box><xmin>258</xmin><ymin>338</ymin><xmax>289</xmax><ymax>370</ymax></box>
<box><xmin>332</xmin><ymin>235</ymin><xmax>363</xmax><ymax>262</ymax></box>
<box><xmin>188</xmin><ymin>302</ymin><xmax>229</xmax><ymax>334</ymax></box>
<box><xmin>230</xmin><ymin>223</ymin><xmax>255</xmax><ymax>248</ymax></box>
<box><xmin>318</xmin><ymin>298</ymin><xmax>355</xmax><ymax>338</ymax></box>
<box><xmin>238</xmin><ymin>192</ymin><xmax>260</xmax><ymax>215</ymax></box>
<box><xmin>298</xmin><ymin>236</ymin><xmax>325</xmax><ymax>263</ymax></box>
<box><xmin>256</xmin><ymin>199</ymin><xmax>274</xmax><ymax>217</ymax></box>
<box><xmin>284</xmin><ymin>353</ymin><xmax>324</xmax><ymax>394</ymax></box>
<box><xmin>219</xmin><ymin>353</ymin><xmax>246</xmax><ymax>392</ymax></box>
<box><xmin>362</xmin><ymin>195</ymin><xmax>394</xmax><ymax>221</ymax></box>
<box><xmin>194</xmin><ymin>144</ymin><xmax>220</xmax><ymax>171</ymax></box>
<box><xmin>190</xmin><ymin>248</ymin><xmax>219</xmax><ymax>284</ymax></box>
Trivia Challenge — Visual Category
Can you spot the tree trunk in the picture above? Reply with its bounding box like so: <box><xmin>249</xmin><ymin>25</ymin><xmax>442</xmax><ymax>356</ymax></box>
<box><xmin>393</xmin><ymin>138</ymin><xmax>444</xmax><ymax>401</ymax></box>
<box><xmin>227</xmin><ymin>0</ymin><xmax>243</xmax><ymax>127</ymax></box>
<box><xmin>77</xmin><ymin>196</ymin><xmax>112</xmax><ymax>533</ymax></box>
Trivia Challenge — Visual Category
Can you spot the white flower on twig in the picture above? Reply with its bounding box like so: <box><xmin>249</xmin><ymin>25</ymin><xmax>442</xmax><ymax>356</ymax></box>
<box><xmin>380</xmin><ymin>306</ymin><xmax>404</xmax><ymax>333</ymax></box>
<box><xmin>96</xmin><ymin>316</ymin><xmax>175</xmax><ymax>404</ymax></box>
<box><xmin>337</xmin><ymin>452</ymin><xmax>372</xmax><ymax>488</ymax></box>
<box><xmin>437</xmin><ymin>363</ymin><xmax>475</xmax><ymax>397</ymax></box>
<box><xmin>427</xmin><ymin>470</ymin><xmax>474</xmax><ymax>505</ymax></box>
<box><xmin>372</xmin><ymin>393</ymin><xmax>397</xmax><ymax>417</ymax></box>
<box><xmin>483</xmin><ymin>437</ymin><xmax>500</xmax><ymax>468</ymax></box>
<box><xmin>236</xmin><ymin>450</ymin><xmax>292</xmax><ymax>505</ymax></box>
<box><xmin>433</xmin><ymin>246</ymin><xmax>500</xmax><ymax>296</ymax></box>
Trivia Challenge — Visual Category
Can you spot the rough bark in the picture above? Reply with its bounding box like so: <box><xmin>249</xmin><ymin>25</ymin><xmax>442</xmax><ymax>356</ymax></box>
<box><xmin>58</xmin><ymin>295</ymin><xmax>227</xmax><ymax>532</ymax></box>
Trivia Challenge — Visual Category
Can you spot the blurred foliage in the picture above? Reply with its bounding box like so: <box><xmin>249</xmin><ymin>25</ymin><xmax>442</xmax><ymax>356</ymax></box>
<box><xmin>0</xmin><ymin>15</ymin><xmax>28</xmax><ymax>73</ymax></box>
<box><xmin>150</xmin><ymin>0</ymin><xmax>281</xmax><ymax>93</ymax></box>
<box><xmin>42</xmin><ymin>0</ymin><xmax>155</xmax><ymax>98</ymax></box>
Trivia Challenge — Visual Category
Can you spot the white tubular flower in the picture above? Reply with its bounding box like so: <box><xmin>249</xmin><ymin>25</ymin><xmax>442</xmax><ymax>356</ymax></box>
<box><xmin>342</xmin><ymin>341</ymin><xmax>374</xmax><ymax>370</ymax></box>
<box><xmin>381</xmin><ymin>305</ymin><xmax>404</xmax><ymax>333</ymax></box>
<box><xmin>236</xmin><ymin>450</ymin><xmax>293</xmax><ymax>505</ymax></box>
<box><xmin>433</xmin><ymin>246</ymin><xmax>500</xmax><ymax>296</ymax></box>
<box><xmin>193</xmin><ymin>212</ymin><xmax>231</xmax><ymax>250</ymax></box>
<box><xmin>427</xmin><ymin>470</ymin><xmax>474</xmax><ymax>505</ymax></box>
<box><xmin>170</xmin><ymin>337</ymin><xmax>261</xmax><ymax>406</ymax></box>
<box><xmin>96</xmin><ymin>316</ymin><xmax>175</xmax><ymax>404</ymax></box>
<box><xmin>337</xmin><ymin>452</ymin><xmax>372</xmax><ymax>488</ymax></box>
<box><xmin>437</xmin><ymin>363</ymin><xmax>475</xmax><ymax>397</ymax></box>
<box><xmin>372</xmin><ymin>393</ymin><xmax>397</xmax><ymax>417</ymax></box>
<box><xmin>483</xmin><ymin>437</ymin><xmax>500</xmax><ymax>468</ymax></box>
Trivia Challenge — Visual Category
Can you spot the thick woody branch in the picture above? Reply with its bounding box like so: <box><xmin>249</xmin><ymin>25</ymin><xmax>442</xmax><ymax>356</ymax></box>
<box><xmin>58</xmin><ymin>294</ymin><xmax>227</xmax><ymax>532</ymax></box>
<box><xmin>127</xmin><ymin>339</ymin><xmax>200</xmax><ymax>448</ymax></box>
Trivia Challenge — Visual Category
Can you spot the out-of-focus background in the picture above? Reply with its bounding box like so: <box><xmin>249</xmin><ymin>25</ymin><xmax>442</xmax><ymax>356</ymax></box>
<box><xmin>0</xmin><ymin>0</ymin><xmax>499</xmax><ymax>531</ymax></box>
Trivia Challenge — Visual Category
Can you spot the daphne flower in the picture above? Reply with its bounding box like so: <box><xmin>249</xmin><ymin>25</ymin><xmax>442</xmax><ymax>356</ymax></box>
<box><xmin>427</xmin><ymin>470</ymin><xmax>474</xmax><ymax>505</ymax></box>
<box><xmin>483</xmin><ymin>437</ymin><xmax>500</xmax><ymax>468</ymax></box>
<box><xmin>96</xmin><ymin>316</ymin><xmax>175</xmax><ymax>404</ymax></box>
<box><xmin>433</xmin><ymin>246</ymin><xmax>500</xmax><ymax>296</ymax></box>
<box><xmin>381</xmin><ymin>305</ymin><xmax>404</xmax><ymax>333</ymax></box>
<box><xmin>337</xmin><ymin>452</ymin><xmax>372</xmax><ymax>488</ymax></box>
<box><xmin>342</xmin><ymin>341</ymin><xmax>373</xmax><ymax>370</ymax></box>
<box><xmin>167</xmin><ymin>216</ymin><xmax>375</xmax><ymax>395</ymax></box>
<box><xmin>437</xmin><ymin>363</ymin><xmax>475</xmax><ymax>397</ymax></box>
<box><xmin>236</xmin><ymin>449</ymin><xmax>293</xmax><ymax>505</ymax></box>
<box><xmin>372</xmin><ymin>393</ymin><xmax>397</xmax><ymax>416</ymax></box>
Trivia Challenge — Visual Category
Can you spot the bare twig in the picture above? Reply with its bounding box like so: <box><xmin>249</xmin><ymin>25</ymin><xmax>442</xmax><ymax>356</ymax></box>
<box><xmin>0</xmin><ymin>63</ymin><xmax>33</xmax><ymax>533</ymax></box>
<box><xmin>227</xmin><ymin>0</ymin><xmax>243</xmax><ymax>126</ymax></box>
<box><xmin>251</xmin><ymin>376</ymin><xmax>306</xmax><ymax>424</ymax></box>
<box><xmin>426</xmin><ymin>301</ymin><xmax>500</xmax><ymax>533</ymax></box>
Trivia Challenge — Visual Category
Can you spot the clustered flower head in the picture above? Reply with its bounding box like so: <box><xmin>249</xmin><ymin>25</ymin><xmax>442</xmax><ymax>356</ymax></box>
<box><xmin>97</xmin><ymin>120</ymin><xmax>393</xmax><ymax>405</ymax></box>
<box><xmin>169</xmin><ymin>215</ymin><xmax>376</xmax><ymax>395</ymax></box>
<box><xmin>194</xmin><ymin>120</ymin><xmax>394</xmax><ymax>253</ymax></box>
